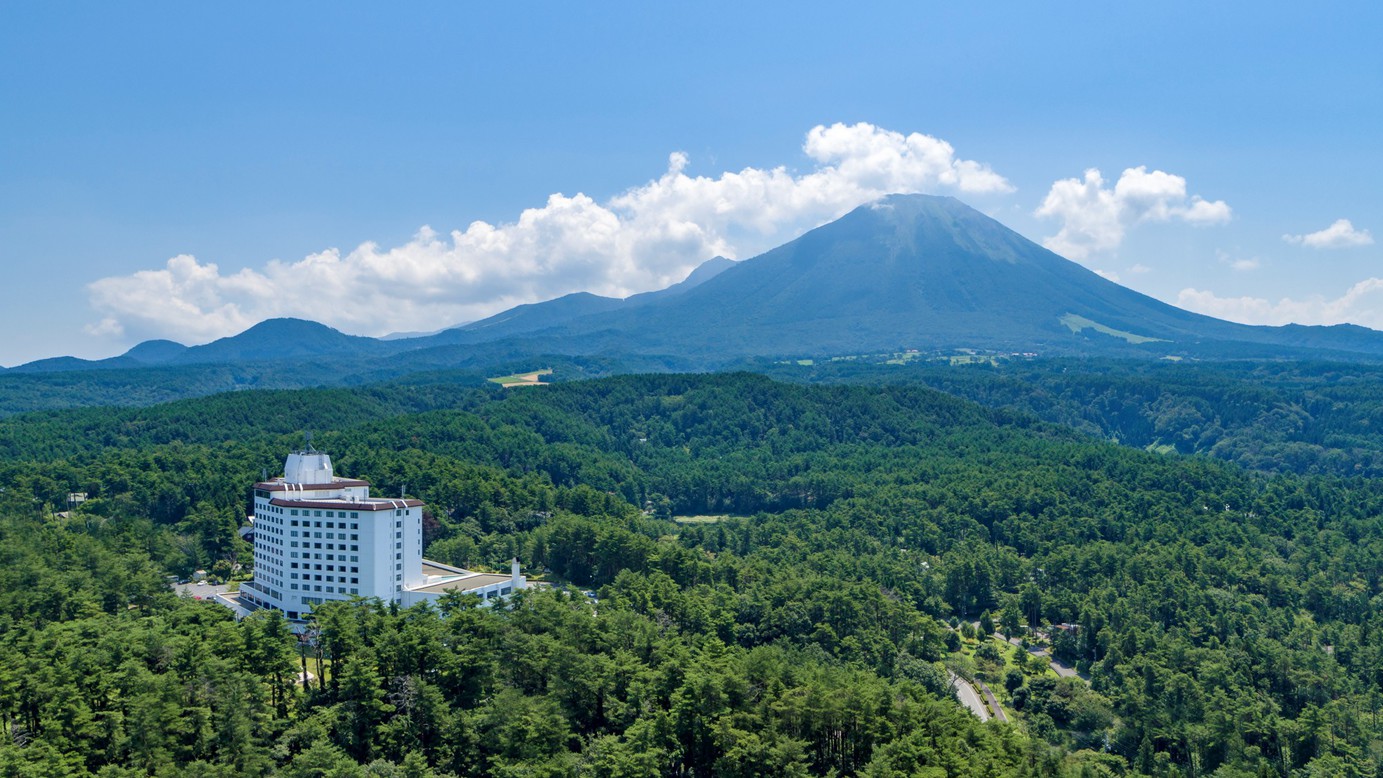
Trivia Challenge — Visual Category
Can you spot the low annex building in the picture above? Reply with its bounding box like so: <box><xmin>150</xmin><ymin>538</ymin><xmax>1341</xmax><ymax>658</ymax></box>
<box><xmin>235</xmin><ymin>447</ymin><xmax>525</xmax><ymax>621</ymax></box>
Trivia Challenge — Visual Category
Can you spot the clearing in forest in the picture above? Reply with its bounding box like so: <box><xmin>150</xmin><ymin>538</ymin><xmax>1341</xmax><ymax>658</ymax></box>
<box><xmin>488</xmin><ymin>369</ymin><xmax>553</xmax><ymax>387</ymax></box>
<box><xmin>673</xmin><ymin>515</ymin><xmax>728</xmax><ymax>524</ymax></box>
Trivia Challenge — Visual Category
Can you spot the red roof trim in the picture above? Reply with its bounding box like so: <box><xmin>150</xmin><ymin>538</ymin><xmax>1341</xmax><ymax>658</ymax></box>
<box><xmin>269</xmin><ymin>497</ymin><xmax>424</xmax><ymax>511</ymax></box>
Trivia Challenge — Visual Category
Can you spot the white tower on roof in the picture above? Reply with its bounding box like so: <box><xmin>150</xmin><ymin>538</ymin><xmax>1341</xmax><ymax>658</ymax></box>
<box><xmin>284</xmin><ymin>450</ymin><xmax>333</xmax><ymax>484</ymax></box>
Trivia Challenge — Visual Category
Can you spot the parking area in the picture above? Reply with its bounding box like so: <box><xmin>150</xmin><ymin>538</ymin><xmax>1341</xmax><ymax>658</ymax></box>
<box><xmin>174</xmin><ymin>581</ymin><xmax>234</xmax><ymax>601</ymax></box>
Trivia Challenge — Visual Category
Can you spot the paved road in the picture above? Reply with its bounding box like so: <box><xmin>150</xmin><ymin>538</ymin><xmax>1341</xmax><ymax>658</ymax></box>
<box><xmin>976</xmin><ymin>680</ymin><xmax>1008</xmax><ymax>722</ymax></box>
<box><xmin>1004</xmin><ymin>635</ymin><xmax>1081</xmax><ymax>679</ymax></box>
<box><xmin>948</xmin><ymin>672</ymin><xmax>990</xmax><ymax>722</ymax></box>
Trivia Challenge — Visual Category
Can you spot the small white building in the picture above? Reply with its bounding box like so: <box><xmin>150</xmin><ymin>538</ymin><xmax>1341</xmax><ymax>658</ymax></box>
<box><xmin>237</xmin><ymin>448</ymin><xmax>525</xmax><ymax>621</ymax></box>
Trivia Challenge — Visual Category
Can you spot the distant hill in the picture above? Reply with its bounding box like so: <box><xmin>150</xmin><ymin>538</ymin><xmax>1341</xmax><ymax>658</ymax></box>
<box><xmin>171</xmin><ymin>318</ymin><xmax>389</xmax><ymax>364</ymax></box>
<box><xmin>6</xmin><ymin>355</ymin><xmax>142</xmax><ymax>374</ymax></box>
<box><xmin>124</xmin><ymin>339</ymin><xmax>188</xmax><ymax>364</ymax></box>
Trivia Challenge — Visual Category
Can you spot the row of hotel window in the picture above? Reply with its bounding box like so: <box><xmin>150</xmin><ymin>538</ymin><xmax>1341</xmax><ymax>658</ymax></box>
<box><xmin>254</xmin><ymin>513</ymin><xmax>363</xmax><ymax>530</ymax></box>
<box><xmin>255</xmin><ymin>540</ymin><xmax>360</xmax><ymax>552</ymax></box>
<box><xmin>291</xmin><ymin>519</ymin><xmax>360</xmax><ymax>527</ymax></box>
<box><xmin>258</xmin><ymin>506</ymin><xmax>365</xmax><ymax>520</ymax></box>
<box><xmin>291</xmin><ymin>574</ymin><xmax>358</xmax><ymax>584</ymax></box>
<box><xmin>253</xmin><ymin>516</ymin><xmax>405</xmax><ymax>535</ymax></box>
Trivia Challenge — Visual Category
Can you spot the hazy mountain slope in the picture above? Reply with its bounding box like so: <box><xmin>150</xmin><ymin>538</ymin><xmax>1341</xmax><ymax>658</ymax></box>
<box><xmin>451</xmin><ymin>292</ymin><xmax>627</xmax><ymax>340</ymax></box>
<box><xmin>624</xmin><ymin>256</ymin><xmax>738</xmax><ymax>304</ymax></box>
<box><xmin>428</xmin><ymin>257</ymin><xmax>738</xmax><ymax>347</ymax></box>
<box><xmin>5</xmin><ymin>355</ymin><xmax>142</xmax><ymax>374</ymax></box>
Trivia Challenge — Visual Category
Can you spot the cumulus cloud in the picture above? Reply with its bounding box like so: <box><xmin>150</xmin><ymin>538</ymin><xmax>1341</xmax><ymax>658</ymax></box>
<box><xmin>86</xmin><ymin>122</ymin><xmax>1012</xmax><ymax>344</ymax></box>
<box><xmin>1034</xmin><ymin>167</ymin><xmax>1231</xmax><ymax>260</ymax></box>
<box><xmin>1177</xmin><ymin>279</ymin><xmax>1383</xmax><ymax>329</ymax></box>
<box><xmin>1283</xmin><ymin>219</ymin><xmax>1374</xmax><ymax>249</ymax></box>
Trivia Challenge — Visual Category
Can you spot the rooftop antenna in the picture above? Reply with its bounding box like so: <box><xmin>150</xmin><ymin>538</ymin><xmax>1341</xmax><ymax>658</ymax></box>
<box><xmin>261</xmin><ymin>468</ymin><xmax>268</xmax><ymax>482</ymax></box>
<box><xmin>401</xmin><ymin>483</ymin><xmax>407</xmax><ymax>499</ymax></box>
<box><xmin>305</xmin><ymin>431</ymin><xmax>315</xmax><ymax>453</ymax></box>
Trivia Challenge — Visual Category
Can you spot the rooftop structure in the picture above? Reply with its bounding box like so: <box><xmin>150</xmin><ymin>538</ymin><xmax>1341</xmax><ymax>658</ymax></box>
<box><xmin>236</xmin><ymin>448</ymin><xmax>525</xmax><ymax>621</ymax></box>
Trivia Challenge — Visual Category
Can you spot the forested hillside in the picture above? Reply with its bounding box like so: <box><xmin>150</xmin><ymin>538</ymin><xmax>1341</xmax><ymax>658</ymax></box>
<box><xmin>3</xmin><ymin>373</ymin><xmax>1383</xmax><ymax>775</ymax></box>
<box><xmin>762</xmin><ymin>358</ymin><xmax>1383</xmax><ymax>480</ymax></box>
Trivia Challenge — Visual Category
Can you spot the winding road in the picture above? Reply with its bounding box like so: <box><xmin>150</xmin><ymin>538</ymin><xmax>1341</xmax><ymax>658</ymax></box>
<box><xmin>1004</xmin><ymin>635</ymin><xmax>1082</xmax><ymax>679</ymax></box>
<box><xmin>947</xmin><ymin>626</ymin><xmax>1087</xmax><ymax>723</ymax></box>
<box><xmin>949</xmin><ymin>671</ymin><xmax>990</xmax><ymax>721</ymax></box>
<box><xmin>976</xmin><ymin>680</ymin><xmax>1008</xmax><ymax>722</ymax></box>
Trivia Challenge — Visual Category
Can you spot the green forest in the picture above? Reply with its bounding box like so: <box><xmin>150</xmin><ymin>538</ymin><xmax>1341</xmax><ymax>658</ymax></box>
<box><xmin>4</xmin><ymin>369</ymin><xmax>1383</xmax><ymax>776</ymax></box>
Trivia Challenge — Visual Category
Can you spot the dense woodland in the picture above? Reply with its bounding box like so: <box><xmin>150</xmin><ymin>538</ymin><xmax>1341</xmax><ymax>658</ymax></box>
<box><xmin>3</xmin><ymin>370</ymin><xmax>1383</xmax><ymax>775</ymax></box>
<box><xmin>760</xmin><ymin>358</ymin><xmax>1383</xmax><ymax>479</ymax></box>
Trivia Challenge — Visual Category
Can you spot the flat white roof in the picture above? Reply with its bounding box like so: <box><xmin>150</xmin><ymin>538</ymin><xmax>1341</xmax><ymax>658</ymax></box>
<box><xmin>407</xmin><ymin>573</ymin><xmax>512</xmax><ymax>595</ymax></box>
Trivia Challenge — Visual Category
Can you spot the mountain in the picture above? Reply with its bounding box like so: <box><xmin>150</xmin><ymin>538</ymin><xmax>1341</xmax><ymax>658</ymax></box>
<box><xmin>172</xmin><ymin>318</ymin><xmax>389</xmax><ymax>364</ymax></box>
<box><xmin>0</xmin><ymin>257</ymin><xmax>733</xmax><ymax>375</ymax></box>
<box><xmin>378</xmin><ymin>327</ymin><xmax>456</xmax><ymax>341</ymax></box>
<box><xmin>5</xmin><ymin>355</ymin><xmax>143</xmax><ymax>374</ymax></box>
<box><xmin>438</xmin><ymin>256</ymin><xmax>739</xmax><ymax>344</ymax></box>
<box><xmin>453</xmin><ymin>292</ymin><xmax>628</xmax><ymax>340</ymax></box>
<box><xmin>625</xmin><ymin>256</ymin><xmax>738</xmax><ymax>304</ymax></box>
<box><xmin>419</xmin><ymin>195</ymin><xmax>1383</xmax><ymax>360</ymax></box>
<box><xmin>3</xmin><ymin>339</ymin><xmax>187</xmax><ymax>374</ymax></box>
<box><xmin>124</xmin><ymin>339</ymin><xmax>188</xmax><ymax>364</ymax></box>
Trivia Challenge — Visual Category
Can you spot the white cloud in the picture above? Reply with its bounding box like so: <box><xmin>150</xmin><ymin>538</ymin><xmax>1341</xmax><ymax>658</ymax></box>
<box><xmin>1129</xmin><ymin>263</ymin><xmax>1151</xmax><ymax>274</ymax></box>
<box><xmin>1283</xmin><ymin>219</ymin><xmax>1374</xmax><ymax>249</ymax></box>
<box><xmin>1215</xmin><ymin>250</ymin><xmax>1261</xmax><ymax>272</ymax></box>
<box><xmin>1177</xmin><ymin>278</ymin><xmax>1383</xmax><ymax>329</ymax></box>
<box><xmin>86</xmin><ymin>122</ymin><xmax>1012</xmax><ymax>345</ymax></box>
<box><xmin>1034</xmin><ymin>166</ymin><xmax>1231</xmax><ymax>260</ymax></box>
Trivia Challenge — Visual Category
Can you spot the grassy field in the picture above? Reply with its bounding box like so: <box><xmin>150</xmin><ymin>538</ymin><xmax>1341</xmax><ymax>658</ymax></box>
<box><xmin>487</xmin><ymin>368</ymin><xmax>553</xmax><ymax>387</ymax></box>
<box><xmin>946</xmin><ymin>354</ymin><xmax>1002</xmax><ymax>366</ymax></box>
<box><xmin>1059</xmin><ymin>313</ymin><xmax>1167</xmax><ymax>345</ymax></box>
<box><xmin>672</xmin><ymin>514</ymin><xmax>728</xmax><ymax>524</ymax></box>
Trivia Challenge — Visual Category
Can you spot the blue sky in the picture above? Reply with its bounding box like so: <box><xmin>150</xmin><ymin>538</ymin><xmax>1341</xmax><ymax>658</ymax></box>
<box><xmin>2</xmin><ymin>2</ymin><xmax>1379</xmax><ymax>365</ymax></box>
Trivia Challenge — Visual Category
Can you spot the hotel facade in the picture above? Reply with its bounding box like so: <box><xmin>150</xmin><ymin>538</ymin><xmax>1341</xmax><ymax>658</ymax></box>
<box><xmin>238</xmin><ymin>448</ymin><xmax>524</xmax><ymax>621</ymax></box>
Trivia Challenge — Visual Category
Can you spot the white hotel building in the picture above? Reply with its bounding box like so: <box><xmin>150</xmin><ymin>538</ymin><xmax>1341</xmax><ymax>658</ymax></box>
<box><xmin>237</xmin><ymin>448</ymin><xmax>524</xmax><ymax>621</ymax></box>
